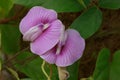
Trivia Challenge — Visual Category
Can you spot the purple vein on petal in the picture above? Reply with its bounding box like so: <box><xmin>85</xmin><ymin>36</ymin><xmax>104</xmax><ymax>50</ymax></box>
<box><xmin>56</xmin><ymin>25</ymin><xmax>66</xmax><ymax>55</ymax></box>
<box><xmin>30</xmin><ymin>20</ymin><xmax>63</xmax><ymax>55</ymax></box>
<box><xmin>40</xmin><ymin>48</ymin><xmax>57</xmax><ymax>64</ymax></box>
<box><xmin>40</xmin><ymin>29</ymin><xmax>85</xmax><ymax>67</ymax></box>
<box><xmin>56</xmin><ymin>29</ymin><xmax>85</xmax><ymax>67</ymax></box>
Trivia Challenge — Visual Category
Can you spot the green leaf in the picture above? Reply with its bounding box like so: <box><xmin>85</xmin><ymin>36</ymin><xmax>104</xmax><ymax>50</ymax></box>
<box><xmin>16</xmin><ymin>52</ymin><xmax>33</xmax><ymax>61</ymax></box>
<box><xmin>99</xmin><ymin>0</ymin><xmax>120</xmax><ymax>9</ymax></box>
<box><xmin>21</xmin><ymin>78</ymin><xmax>32</xmax><ymax>80</ymax></box>
<box><xmin>0</xmin><ymin>59</ymin><xmax>1</xmax><ymax>71</ymax></box>
<box><xmin>71</xmin><ymin>7</ymin><xmax>102</xmax><ymax>39</ymax></box>
<box><xmin>14</xmin><ymin>0</ymin><xmax>90</xmax><ymax>12</ymax></box>
<box><xmin>0</xmin><ymin>31</ymin><xmax>1</xmax><ymax>47</ymax></box>
<box><xmin>14</xmin><ymin>0</ymin><xmax>47</xmax><ymax>8</ymax></box>
<box><xmin>81</xmin><ymin>77</ymin><xmax>93</xmax><ymax>80</ymax></box>
<box><xmin>15</xmin><ymin>52</ymin><xmax>44</xmax><ymax>80</ymax></box>
<box><xmin>7</xmin><ymin>67</ymin><xmax>20</xmax><ymax>80</ymax></box>
<box><xmin>16</xmin><ymin>58</ymin><xmax>46</xmax><ymax>80</ymax></box>
<box><xmin>1</xmin><ymin>24</ymin><xmax>21</xmax><ymax>54</ymax></box>
<box><xmin>42</xmin><ymin>0</ymin><xmax>85</xmax><ymax>12</ymax></box>
<box><xmin>78</xmin><ymin>0</ymin><xmax>87</xmax><ymax>8</ymax></box>
<box><xmin>93</xmin><ymin>49</ymin><xmax>120</xmax><ymax>80</ymax></box>
<box><xmin>110</xmin><ymin>50</ymin><xmax>120</xmax><ymax>80</ymax></box>
<box><xmin>15</xmin><ymin>52</ymin><xmax>58</xmax><ymax>80</ymax></box>
<box><xmin>68</xmin><ymin>61</ymin><xmax>80</xmax><ymax>80</ymax></box>
<box><xmin>0</xmin><ymin>0</ymin><xmax>14</xmax><ymax>18</ymax></box>
<box><xmin>93</xmin><ymin>48</ymin><xmax>110</xmax><ymax>80</ymax></box>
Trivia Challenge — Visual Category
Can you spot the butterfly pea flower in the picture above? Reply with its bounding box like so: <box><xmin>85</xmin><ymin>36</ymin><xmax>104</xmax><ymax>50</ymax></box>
<box><xmin>19</xmin><ymin>6</ymin><xmax>85</xmax><ymax>67</ymax></box>
<box><xmin>40</xmin><ymin>28</ymin><xmax>85</xmax><ymax>67</ymax></box>
<box><xmin>19</xmin><ymin>6</ymin><xmax>63</xmax><ymax>55</ymax></box>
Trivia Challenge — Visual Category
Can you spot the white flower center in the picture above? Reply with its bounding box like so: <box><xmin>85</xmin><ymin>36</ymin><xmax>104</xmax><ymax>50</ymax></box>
<box><xmin>23</xmin><ymin>23</ymin><xmax>49</xmax><ymax>41</ymax></box>
<box><xmin>56</xmin><ymin>25</ymin><xmax>67</xmax><ymax>55</ymax></box>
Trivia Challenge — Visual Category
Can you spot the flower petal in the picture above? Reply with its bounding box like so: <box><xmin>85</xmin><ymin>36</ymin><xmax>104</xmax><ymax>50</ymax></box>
<box><xmin>30</xmin><ymin>20</ymin><xmax>63</xmax><ymax>55</ymax></box>
<box><xmin>40</xmin><ymin>48</ymin><xmax>56</xmax><ymax>64</ymax></box>
<box><xmin>19</xmin><ymin>6</ymin><xmax>57</xmax><ymax>34</ymax></box>
<box><xmin>56</xmin><ymin>29</ymin><xmax>85</xmax><ymax>67</ymax></box>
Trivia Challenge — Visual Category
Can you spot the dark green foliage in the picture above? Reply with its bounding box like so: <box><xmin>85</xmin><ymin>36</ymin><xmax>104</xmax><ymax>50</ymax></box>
<box><xmin>71</xmin><ymin>7</ymin><xmax>102</xmax><ymax>39</ymax></box>
<box><xmin>1</xmin><ymin>25</ymin><xmax>20</xmax><ymax>54</ymax></box>
<box><xmin>93</xmin><ymin>49</ymin><xmax>120</xmax><ymax>80</ymax></box>
<box><xmin>99</xmin><ymin>0</ymin><xmax>120</xmax><ymax>9</ymax></box>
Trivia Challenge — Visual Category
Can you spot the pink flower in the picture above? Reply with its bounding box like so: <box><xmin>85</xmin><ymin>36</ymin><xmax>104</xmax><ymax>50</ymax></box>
<box><xmin>40</xmin><ymin>28</ymin><xmax>85</xmax><ymax>67</ymax></box>
<box><xmin>19</xmin><ymin>6</ymin><xmax>85</xmax><ymax>67</ymax></box>
<box><xmin>19</xmin><ymin>6</ymin><xmax>63</xmax><ymax>55</ymax></box>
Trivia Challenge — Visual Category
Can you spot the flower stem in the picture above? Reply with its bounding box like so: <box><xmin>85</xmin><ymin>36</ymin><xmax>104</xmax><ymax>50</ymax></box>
<box><xmin>41</xmin><ymin>60</ymin><xmax>51</xmax><ymax>80</ymax></box>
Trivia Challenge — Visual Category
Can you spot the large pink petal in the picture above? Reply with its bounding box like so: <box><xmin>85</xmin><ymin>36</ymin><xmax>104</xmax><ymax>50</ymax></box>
<box><xmin>30</xmin><ymin>20</ymin><xmax>63</xmax><ymax>55</ymax></box>
<box><xmin>56</xmin><ymin>29</ymin><xmax>85</xmax><ymax>67</ymax></box>
<box><xmin>40</xmin><ymin>48</ymin><xmax>56</xmax><ymax>64</ymax></box>
<box><xmin>19</xmin><ymin>6</ymin><xmax>57</xmax><ymax>34</ymax></box>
